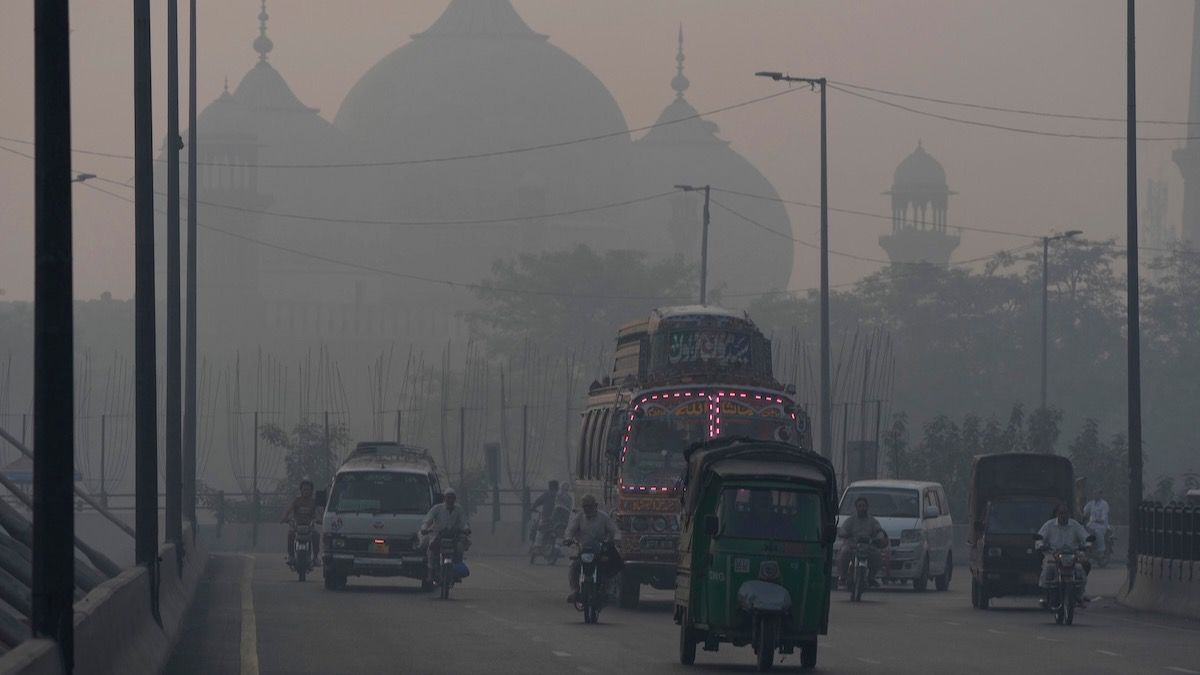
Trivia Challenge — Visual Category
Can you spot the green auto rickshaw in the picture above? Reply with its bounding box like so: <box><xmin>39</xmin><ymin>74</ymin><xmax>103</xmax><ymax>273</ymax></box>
<box><xmin>674</xmin><ymin>438</ymin><xmax>837</xmax><ymax>671</ymax></box>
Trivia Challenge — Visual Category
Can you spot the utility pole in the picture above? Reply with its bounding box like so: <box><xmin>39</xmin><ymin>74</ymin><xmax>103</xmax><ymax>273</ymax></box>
<box><xmin>459</xmin><ymin>406</ymin><xmax>466</xmax><ymax>488</ymax></box>
<box><xmin>521</xmin><ymin>404</ymin><xmax>529</xmax><ymax>541</ymax></box>
<box><xmin>32</xmin><ymin>0</ymin><xmax>75</xmax><ymax>666</ymax></box>
<box><xmin>252</xmin><ymin>411</ymin><xmax>259</xmax><ymax>547</ymax></box>
<box><xmin>1040</xmin><ymin>231</ymin><xmax>1082</xmax><ymax>411</ymax></box>
<box><xmin>395</xmin><ymin>409</ymin><xmax>401</xmax><ymax>443</ymax></box>
<box><xmin>674</xmin><ymin>185</ymin><xmax>711</xmax><ymax>305</ymax></box>
<box><xmin>100</xmin><ymin>414</ymin><xmax>107</xmax><ymax>508</ymax></box>
<box><xmin>183</xmin><ymin>0</ymin><xmax>199</xmax><ymax>534</ymax></box>
<box><xmin>324</xmin><ymin>411</ymin><xmax>331</xmax><ymax>485</ymax></box>
<box><xmin>133</xmin><ymin>0</ymin><xmax>160</xmax><ymax>599</ymax></box>
<box><xmin>165</xmin><ymin>0</ymin><xmax>184</xmax><ymax>559</ymax></box>
<box><xmin>1126</xmin><ymin>0</ymin><xmax>1144</xmax><ymax>592</ymax></box>
<box><xmin>756</xmin><ymin>72</ymin><xmax>832</xmax><ymax>459</ymax></box>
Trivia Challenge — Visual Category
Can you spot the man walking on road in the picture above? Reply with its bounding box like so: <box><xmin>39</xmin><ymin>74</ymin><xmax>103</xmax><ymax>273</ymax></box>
<box><xmin>1083</xmin><ymin>490</ymin><xmax>1111</xmax><ymax>557</ymax></box>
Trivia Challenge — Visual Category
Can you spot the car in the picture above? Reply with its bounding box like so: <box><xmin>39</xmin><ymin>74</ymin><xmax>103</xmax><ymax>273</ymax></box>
<box><xmin>835</xmin><ymin>480</ymin><xmax>955</xmax><ymax>591</ymax></box>
<box><xmin>318</xmin><ymin>442</ymin><xmax>443</xmax><ymax>591</ymax></box>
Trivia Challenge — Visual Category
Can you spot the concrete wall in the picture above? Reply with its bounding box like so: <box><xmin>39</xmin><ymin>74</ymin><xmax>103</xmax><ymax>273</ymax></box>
<box><xmin>0</xmin><ymin>527</ymin><xmax>209</xmax><ymax>675</ymax></box>
<box><xmin>1120</xmin><ymin>554</ymin><xmax>1200</xmax><ymax>621</ymax></box>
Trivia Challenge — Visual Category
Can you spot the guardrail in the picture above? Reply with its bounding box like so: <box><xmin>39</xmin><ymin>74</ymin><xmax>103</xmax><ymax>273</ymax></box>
<box><xmin>1137</xmin><ymin>502</ymin><xmax>1200</xmax><ymax>561</ymax></box>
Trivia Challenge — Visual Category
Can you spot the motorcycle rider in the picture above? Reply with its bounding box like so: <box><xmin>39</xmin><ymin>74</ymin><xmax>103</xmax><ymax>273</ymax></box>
<box><xmin>1037</xmin><ymin>503</ymin><xmax>1092</xmax><ymax>606</ymax></box>
<box><xmin>420</xmin><ymin>488</ymin><xmax>471</xmax><ymax>583</ymax></box>
<box><xmin>1082</xmin><ymin>489</ymin><xmax>1111</xmax><ymax>557</ymax></box>
<box><xmin>564</xmin><ymin>494</ymin><xmax>618</xmax><ymax>603</ymax></box>
<box><xmin>280</xmin><ymin>478</ymin><xmax>320</xmax><ymax>566</ymax></box>
<box><xmin>530</xmin><ymin>480</ymin><xmax>561</xmax><ymax>547</ymax></box>
<box><xmin>836</xmin><ymin>496</ymin><xmax>887</xmax><ymax>588</ymax></box>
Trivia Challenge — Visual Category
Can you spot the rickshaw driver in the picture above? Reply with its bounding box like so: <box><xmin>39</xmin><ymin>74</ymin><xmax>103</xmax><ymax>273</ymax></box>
<box><xmin>564</xmin><ymin>494</ymin><xmax>619</xmax><ymax>603</ymax></box>
<box><xmin>836</xmin><ymin>496</ymin><xmax>888</xmax><ymax>588</ymax></box>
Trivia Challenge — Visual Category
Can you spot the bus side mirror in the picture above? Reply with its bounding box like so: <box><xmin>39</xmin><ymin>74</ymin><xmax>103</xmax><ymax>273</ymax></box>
<box><xmin>315</xmin><ymin>490</ymin><xmax>327</xmax><ymax>508</ymax></box>
<box><xmin>703</xmin><ymin>515</ymin><xmax>720</xmax><ymax>537</ymax></box>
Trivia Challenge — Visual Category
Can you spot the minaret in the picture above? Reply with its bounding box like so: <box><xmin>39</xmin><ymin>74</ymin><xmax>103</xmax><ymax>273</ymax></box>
<box><xmin>1173</xmin><ymin>1</ymin><xmax>1200</xmax><ymax>246</ymax></box>
<box><xmin>878</xmin><ymin>142</ymin><xmax>961</xmax><ymax>266</ymax></box>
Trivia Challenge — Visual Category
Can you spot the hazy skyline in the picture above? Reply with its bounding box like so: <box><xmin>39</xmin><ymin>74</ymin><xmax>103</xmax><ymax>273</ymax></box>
<box><xmin>0</xmin><ymin>0</ymin><xmax>1194</xmax><ymax>300</ymax></box>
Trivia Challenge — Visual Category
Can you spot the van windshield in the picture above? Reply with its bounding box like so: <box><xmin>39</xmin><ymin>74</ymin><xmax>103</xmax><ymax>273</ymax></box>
<box><xmin>328</xmin><ymin>472</ymin><xmax>430</xmax><ymax>515</ymax></box>
<box><xmin>839</xmin><ymin>488</ymin><xmax>920</xmax><ymax>518</ymax></box>
<box><xmin>986</xmin><ymin>498</ymin><xmax>1060</xmax><ymax>535</ymax></box>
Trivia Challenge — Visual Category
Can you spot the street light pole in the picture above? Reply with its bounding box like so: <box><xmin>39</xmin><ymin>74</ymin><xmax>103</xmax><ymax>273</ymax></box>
<box><xmin>756</xmin><ymin>72</ymin><xmax>832</xmax><ymax>459</ymax></box>
<box><xmin>1040</xmin><ymin>231</ymin><xmax>1082</xmax><ymax>411</ymax></box>
<box><xmin>1125</xmin><ymin>0</ymin><xmax>1144</xmax><ymax>592</ymax></box>
<box><xmin>183</xmin><ymin>0</ymin><xmax>199</xmax><ymax>534</ymax></box>
<box><xmin>165</xmin><ymin>0</ymin><xmax>184</xmax><ymax>557</ymax></box>
<box><xmin>675</xmin><ymin>185</ymin><xmax>711</xmax><ymax>305</ymax></box>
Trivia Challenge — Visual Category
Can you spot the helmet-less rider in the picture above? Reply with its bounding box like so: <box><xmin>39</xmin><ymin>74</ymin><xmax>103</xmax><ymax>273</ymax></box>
<box><xmin>280</xmin><ymin>478</ymin><xmax>320</xmax><ymax>565</ymax></box>
<box><xmin>420</xmin><ymin>488</ymin><xmax>471</xmax><ymax>583</ymax></box>
<box><xmin>564</xmin><ymin>494</ymin><xmax>618</xmax><ymax>603</ymax></box>
<box><xmin>836</xmin><ymin>496</ymin><xmax>887</xmax><ymax>587</ymax></box>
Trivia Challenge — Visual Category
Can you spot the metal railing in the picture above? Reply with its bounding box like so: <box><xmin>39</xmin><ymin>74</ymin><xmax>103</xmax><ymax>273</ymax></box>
<box><xmin>1137</xmin><ymin>501</ymin><xmax>1200</xmax><ymax>561</ymax></box>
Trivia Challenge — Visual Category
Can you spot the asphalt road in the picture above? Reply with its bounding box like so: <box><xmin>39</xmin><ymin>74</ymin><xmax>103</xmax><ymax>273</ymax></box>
<box><xmin>166</xmin><ymin>553</ymin><xmax>1200</xmax><ymax>675</ymax></box>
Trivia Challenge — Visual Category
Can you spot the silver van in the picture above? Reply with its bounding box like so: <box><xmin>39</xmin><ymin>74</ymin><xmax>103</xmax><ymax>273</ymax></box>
<box><xmin>835</xmin><ymin>480</ymin><xmax>955</xmax><ymax>591</ymax></box>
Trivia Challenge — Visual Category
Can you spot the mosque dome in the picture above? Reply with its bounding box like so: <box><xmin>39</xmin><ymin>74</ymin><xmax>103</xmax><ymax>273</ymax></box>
<box><xmin>892</xmin><ymin>141</ymin><xmax>948</xmax><ymax>193</ymax></box>
<box><xmin>334</xmin><ymin>0</ymin><xmax>633</xmax><ymax>227</ymax></box>
<box><xmin>631</xmin><ymin>28</ymin><xmax>795</xmax><ymax>297</ymax></box>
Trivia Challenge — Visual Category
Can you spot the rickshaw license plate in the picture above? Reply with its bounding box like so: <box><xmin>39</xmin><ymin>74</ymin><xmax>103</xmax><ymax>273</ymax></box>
<box><xmin>371</xmin><ymin>542</ymin><xmax>390</xmax><ymax>554</ymax></box>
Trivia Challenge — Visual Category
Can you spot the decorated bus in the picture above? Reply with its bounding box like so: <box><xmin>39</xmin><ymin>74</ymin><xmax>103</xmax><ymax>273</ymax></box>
<box><xmin>575</xmin><ymin>306</ymin><xmax>811</xmax><ymax>608</ymax></box>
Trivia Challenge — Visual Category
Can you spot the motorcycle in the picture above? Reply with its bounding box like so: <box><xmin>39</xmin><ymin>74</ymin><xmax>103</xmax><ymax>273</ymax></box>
<box><xmin>1035</xmin><ymin>534</ymin><xmax>1092</xmax><ymax>626</ymax></box>
<box><xmin>1088</xmin><ymin>525</ymin><xmax>1115</xmax><ymax>568</ymax></box>
<box><xmin>290</xmin><ymin>522</ymin><xmax>315</xmax><ymax>582</ymax></box>
<box><xmin>529</xmin><ymin>507</ymin><xmax>569</xmax><ymax>565</ymax></box>
<box><xmin>846</xmin><ymin>536</ymin><xmax>876</xmax><ymax>602</ymax></box>
<box><xmin>569</xmin><ymin>540</ymin><xmax>610</xmax><ymax>624</ymax></box>
<box><xmin>428</xmin><ymin>528</ymin><xmax>469</xmax><ymax>599</ymax></box>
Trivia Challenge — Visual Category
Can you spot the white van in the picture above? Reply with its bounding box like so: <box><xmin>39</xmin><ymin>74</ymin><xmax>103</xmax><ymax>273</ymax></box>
<box><xmin>319</xmin><ymin>442</ymin><xmax>443</xmax><ymax>591</ymax></box>
<box><xmin>835</xmin><ymin>480</ymin><xmax>955</xmax><ymax>591</ymax></box>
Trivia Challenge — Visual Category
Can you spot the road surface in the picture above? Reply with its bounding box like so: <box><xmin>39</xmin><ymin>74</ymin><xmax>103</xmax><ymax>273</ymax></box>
<box><xmin>166</xmin><ymin>553</ymin><xmax>1200</xmax><ymax>674</ymax></box>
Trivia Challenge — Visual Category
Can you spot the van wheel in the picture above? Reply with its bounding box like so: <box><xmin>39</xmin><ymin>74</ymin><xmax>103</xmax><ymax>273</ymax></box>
<box><xmin>935</xmin><ymin>553</ymin><xmax>952</xmax><ymax>591</ymax></box>
<box><xmin>912</xmin><ymin>557</ymin><xmax>929</xmax><ymax>592</ymax></box>
<box><xmin>971</xmin><ymin>578</ymin><xmax>990</xmax><ymax>609</ymax></box>
<box><xmin>618</xmin><ymin>574</ymin><xmax>641</xmax><ymax>609</ymax></box>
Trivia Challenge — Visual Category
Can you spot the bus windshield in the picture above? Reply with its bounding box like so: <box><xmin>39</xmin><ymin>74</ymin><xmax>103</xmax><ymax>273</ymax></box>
<box><xmin>624</xmin><ymin>397</ymin><xmax>708</xmax><ymax>487</ymax></box>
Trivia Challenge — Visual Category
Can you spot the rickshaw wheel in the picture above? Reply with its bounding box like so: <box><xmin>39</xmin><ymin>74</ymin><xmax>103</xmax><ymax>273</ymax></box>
<box><xmin>754</xmin><ymin>617</ymin><xmax>777</xmax><ymax>672</ymax></box>
<box><xmin>678</xmin><ymin>612</ymin><xmax>697</xmax><ymax>665</ymax></box>
<box><xmin>800</xmin><ymin>641</ymin><xmax>817</xmax><ymax>669</ymax></box>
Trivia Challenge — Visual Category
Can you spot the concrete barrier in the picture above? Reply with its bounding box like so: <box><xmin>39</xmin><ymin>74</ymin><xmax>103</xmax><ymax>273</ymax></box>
<box><xmin>1119</xmin><ymin>554</ymin><xmax>1200</xmax><ymax>621</ymax></box>
<box><xmin>0</xmin><ymin>527</ymin><xmax>209</xmax><ymax>675</ymax></box>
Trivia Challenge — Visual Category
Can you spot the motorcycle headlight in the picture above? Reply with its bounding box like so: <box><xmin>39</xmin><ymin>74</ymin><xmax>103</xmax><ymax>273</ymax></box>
<box><xmin>580</xmin><ymin>553</ymin><xmax>595</xmax><ymax>563</ymax></box>
<box><xmin>900</xmin><ymin>529</ymin><xmax>924</xmax><ymax>544</ymax></box>
<box><xmin>333</xmin><ymin>537</ymin><xmax>345</xmax><ymax>549</ymax></box>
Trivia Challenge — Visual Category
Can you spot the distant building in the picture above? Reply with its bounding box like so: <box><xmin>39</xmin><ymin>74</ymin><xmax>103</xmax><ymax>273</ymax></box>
<box><xmin>1174</xmin><ymin>0</ymin><xmax>1200</xmax><ymax>247</ymax></box>
<box><xmin>878</xmin><ymin>142</ymin><xmax>961</xmax><ymax>267</ymax></box>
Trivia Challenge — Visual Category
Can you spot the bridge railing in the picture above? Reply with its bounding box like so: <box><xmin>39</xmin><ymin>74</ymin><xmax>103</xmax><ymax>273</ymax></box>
<box><xmin>1137</xmin><ymin>501</ymin><xmax>1200</xmax><ymax>561</ymax></box>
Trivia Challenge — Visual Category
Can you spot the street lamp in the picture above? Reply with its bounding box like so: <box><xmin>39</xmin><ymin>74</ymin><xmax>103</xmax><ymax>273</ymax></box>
<box><xmin>756</xmin><ymin>71</ymin><xmax>832</xmax><ymax>460</ymax></box>
<box><xmin>1040</xmin><ymin>230</ymin><xmax>1082</xmax><ymax>411</ymax></box>
<box><xmin>674</xmin><ymin>184</ymin><xmax>711</xmax><ymax>305</ymax></box>
<box><xmin>71</xmin><ymin>173</ymin><xmax>95</xmax><ymax>184</ymax></box>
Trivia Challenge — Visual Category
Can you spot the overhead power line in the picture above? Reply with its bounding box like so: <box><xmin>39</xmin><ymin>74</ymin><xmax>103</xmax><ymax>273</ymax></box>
<box><xmin>829</xmin><ymin>84</ymin><xmax>1200</xmax><ymax>142</ymax></box>
<box><xmin>0</xmin><ymin>86</ymin><xmax>804</xmax><ymax>171</ymax></box>
<box><xmin>831</xmin><ymin>80</ymin><xmax>1196</xmax><ymax>126</ymax></box>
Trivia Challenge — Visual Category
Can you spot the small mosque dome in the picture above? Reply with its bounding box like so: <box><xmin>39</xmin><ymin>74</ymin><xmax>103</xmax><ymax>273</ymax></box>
<box><xmin>892</xmin><ymin>141</ymin><xmax>948</xmax><ymax>192</ymax></box>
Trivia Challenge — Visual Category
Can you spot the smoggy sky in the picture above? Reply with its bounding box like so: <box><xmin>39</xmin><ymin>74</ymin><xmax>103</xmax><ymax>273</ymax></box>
<box><xmin>0</xmin><ymin>0</ymin><xmax>1193</xmax><ymax>301</ymax></box>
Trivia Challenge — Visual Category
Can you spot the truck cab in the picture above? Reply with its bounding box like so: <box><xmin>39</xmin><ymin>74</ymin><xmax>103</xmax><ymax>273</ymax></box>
<box><xmin>320</xmin><ymin>442</ymin><xmax>442</xmax><ymax>591</ymax></box>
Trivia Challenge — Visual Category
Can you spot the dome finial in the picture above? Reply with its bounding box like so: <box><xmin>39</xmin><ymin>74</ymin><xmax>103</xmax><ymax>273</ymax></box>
<box><xmin>254</xmin><ymin>0</ymin><xmax>274</xmax><ymax>62</ymax></box>
<box><xmin>671</xmin><ymin>23</ymin><xmax>690</xmax><ymax>98</ymax></box>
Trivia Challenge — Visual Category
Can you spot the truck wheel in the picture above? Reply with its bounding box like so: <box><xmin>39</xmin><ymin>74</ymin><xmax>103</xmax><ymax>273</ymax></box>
<box><xmin>800</xmin><ymin>640</ymin><xmax>818</xmax><ymax>670</ymax></box>
<box><xmin>678</xmin><ymin>611</ymin><xmax>697</xmax><ymax>665</ymax></box>
<box><xmin>912</xmin><ymin>557</ymin><xmax>929</xmax><ymax>592</ymax></box>
<box><xmin>935</xmin><ymin>553</ymin><xmax>952</xmax><ymax>591</ymax></box>
<box><xmin>618</xmin><ymin>574</ymin><xmax>641</xmax><ymax>609</ymax></box>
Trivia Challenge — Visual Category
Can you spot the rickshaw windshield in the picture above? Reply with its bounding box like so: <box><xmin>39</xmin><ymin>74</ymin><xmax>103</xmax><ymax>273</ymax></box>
<box><xmin>720</xmin><ymin>487</ymin><xmax>823</xmax><ymax>542</ymax></box>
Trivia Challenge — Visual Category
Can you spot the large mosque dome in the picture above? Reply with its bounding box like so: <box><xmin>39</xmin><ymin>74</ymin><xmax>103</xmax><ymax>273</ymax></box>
<box><xmin>334</xmin><ymin>0</ymin><xmax>634</xmax><ymax>233</ymax></box>
<box><xmin>632</xmin><ymin>29</ymin><xmax>795</xmax><ymax>298</ymax></box>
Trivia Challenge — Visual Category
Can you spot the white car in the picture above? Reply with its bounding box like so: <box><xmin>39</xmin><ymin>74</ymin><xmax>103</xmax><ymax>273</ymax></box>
<box><xmin>835</xmin><ymin>480</ymin><xmax>955</xmax><ymax>591</ymax></box>
<box><xmin>319</xmin><ymin>442</ymin><xmax>444</xmax><ymax>591</ymax></box>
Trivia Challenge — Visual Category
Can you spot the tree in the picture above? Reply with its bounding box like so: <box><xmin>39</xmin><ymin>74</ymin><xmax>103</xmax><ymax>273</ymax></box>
<box><xmin>260</xmin><ymin>420</ymin><xmax>353</xmax><ymax>492</ymax></box>
<box><xmin>469</xmin><ymin>245</ymin><xmax>695</xmax><ymax>361</ymax></box>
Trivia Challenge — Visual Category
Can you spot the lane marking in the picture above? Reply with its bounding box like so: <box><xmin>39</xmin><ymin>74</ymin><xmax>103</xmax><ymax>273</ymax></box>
<box><xmin>1036</xmin><ymin>635</ymin><xmax>1062</xmax><ymax>643</ymax></box>
<box><xmin>1167</xmin><ymin>668</ymin><xmax>1200</xmax><ymax>674</ymax></box>
<box><xmin>239</xmin><ymin>555</ymin><xmax>260</xmax><ymax>675</ymax></box>
<box><xmin>904</xmin><ymin>613</ymin><xmax>919</xmax><ymax>618</ymax></box>
<box><xmin>578</xmin><ymin>668</ymin><xmax>596</xmax><ymax>674</ymax></box>
<box><xmin>1096</xmin><ymin>650</ymin><xmax>1119</xmax><ymax>657</ymax></box>
<box><xmin>856</xmin><ymin>657</ymin><xmax>881</xmax><ymax>665</ymax></box>
<box><xmin>987</xmin><ymin>629</ymin><xmax>1007</xmax><ymax>635</ymax></box>
<box><xmin>553</xmin><ymin>651</ymin><xmax>572</xmax><ymax>658</ymax></box>
<box><xmin>943</xmin><ymin>621</ymin><xmax>962</xmax><ymax>626</ymax></box>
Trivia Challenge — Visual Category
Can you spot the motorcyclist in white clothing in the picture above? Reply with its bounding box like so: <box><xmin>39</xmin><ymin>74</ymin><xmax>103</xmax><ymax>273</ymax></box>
<box><xmin>1037</xmin><ymin>504</ymin><xmax>1092</xmax><ymax>606</ymax></box>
